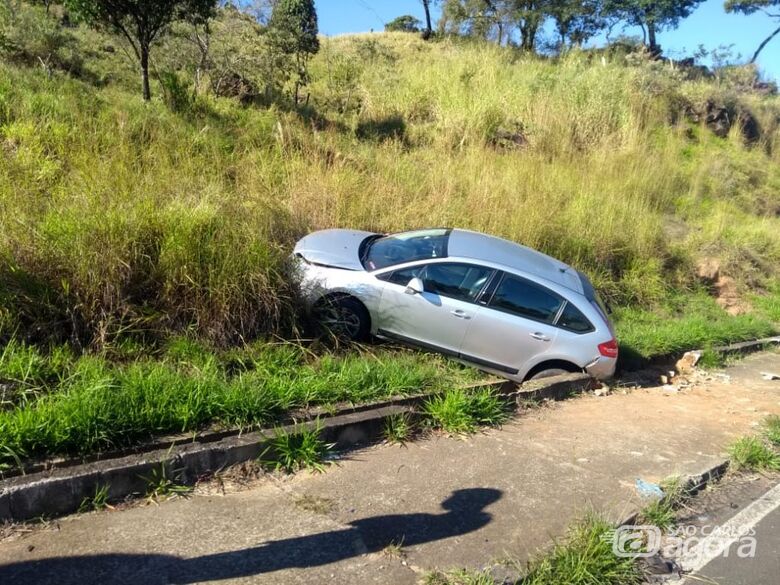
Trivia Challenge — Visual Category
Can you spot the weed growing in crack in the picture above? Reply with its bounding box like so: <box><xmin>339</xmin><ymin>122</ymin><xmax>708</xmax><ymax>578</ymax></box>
<box><xmin>261</xmin><ymin>424</ymin><xmax>333</xmax><ymax>473</ymax></box>
<box><xmin>78</xmin><ymin>484</ymin><xmax>111</xmax><ymax>513</ymax></box>
<box><xmin>384</xmin><ymin>412</ymin><xmax>414</xmax><ymax>444</ymax></box>
<box><xmin>141</xmin><ymin>464</ymin><xmax>192</xmax><ymax>501</ymax></box>
<box><xmin>729</xmin><ymin>436</ymin><xmax>780</xmax><ymax>472</ymax></box>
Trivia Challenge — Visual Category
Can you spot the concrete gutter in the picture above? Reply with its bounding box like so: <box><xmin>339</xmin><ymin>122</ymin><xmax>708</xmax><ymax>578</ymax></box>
<box><xmin>712</xmin><ymin>336</ymin><xmax>780</xmax><ymax>357</ymax></box>
<box><xmin>617</xmin><ymin>459</ymin><xmax>732</xmax><ymax>527</ymax></box>
<box><xmin>0</xmin><ymin>375</ymin><xmax>594</xmax><ymax>522</ymax></box>
<box><xmin>1</xmin><ymin>335</ymin><xmax>772</xmax><ymax>523</ymax></box>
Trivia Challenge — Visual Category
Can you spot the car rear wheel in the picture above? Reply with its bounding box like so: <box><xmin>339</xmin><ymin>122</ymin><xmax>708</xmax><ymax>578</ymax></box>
<box><xmin>529</xmin><ymin>368</ymin><xmax>570</xmax><ymax>380</ymax></box>
<box><xmin>313</xmin><ymin>297</ymin><xmax>370</xmax><ymax>342</ymax></box>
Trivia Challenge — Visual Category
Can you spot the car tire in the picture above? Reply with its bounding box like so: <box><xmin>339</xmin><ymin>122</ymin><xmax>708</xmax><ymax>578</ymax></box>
<box><xmin>529</xmin><ymin>368</ymin><xmax>570</xmax><ymax>380</ymax></box>
<box><xmin>313</xmin><ymin>296</ymin><xmax>370</xmax><ymax>342</ymax></box>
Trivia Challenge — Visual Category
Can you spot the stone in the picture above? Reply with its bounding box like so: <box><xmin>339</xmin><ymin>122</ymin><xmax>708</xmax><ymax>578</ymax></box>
<box><xmin>676</xmin><ymin>351</ymin><xmax>701</xmax><ymax>375</ymax></box>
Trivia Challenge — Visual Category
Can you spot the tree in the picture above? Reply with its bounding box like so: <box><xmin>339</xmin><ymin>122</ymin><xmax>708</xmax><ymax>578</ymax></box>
<box><xmin>605</xmin><ymin>0</ymin><xmax>703</xmax><ymax>55</ymax></box>
<box><xmin>513</xmin><ymin>0</ymin><xmax>547</xmax><ymax>51</ymax></box>
<box><xmin>385</xmin><ymin>14</ymin><xmax>422</xmax><ymax>32</ymax></box>
<box><xmin>267</xmin><ymin>0</ymin><xmax>319</xmax><ymax>103</ymax></box>
<box><xmin>421</xmin><ymin>0</ymin><xmax>434</xmax><ymax>38</ymax></box>
<box><xmin>66</xmin><ymin>0</ymin><xmax>217</xmax><ymax>101</ymax></box>
<box><xmin>548</xmin><ymin>0</ymin><xmax>606</xmax><ymax>49</ymax></box>
<box><xmin>439</xmin><ymin>0</ymin><xmax>515</xmax><ymax>44</ymax></box>
<box><xmin>725</xmin><ymin>0</ymin><xmax>780</xmax><ymax>62</ymax></box>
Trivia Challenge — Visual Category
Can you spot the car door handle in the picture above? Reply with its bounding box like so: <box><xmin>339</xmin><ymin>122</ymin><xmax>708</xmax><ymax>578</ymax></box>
<box><xmin>450</xmin><ymin>310</ymin><xmax>471</xmax><ymax>319</ymax></box>
<box><xmin>530</xmin><ymin>332</ymin><xmax>550</xmax><ymax>341</ymax></box>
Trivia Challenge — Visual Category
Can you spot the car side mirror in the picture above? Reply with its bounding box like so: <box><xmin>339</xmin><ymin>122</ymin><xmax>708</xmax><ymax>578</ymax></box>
<box><xmin>405</xmin><ymin>277</ymin><xmax>424</xmax><ymax>295</ymax></box>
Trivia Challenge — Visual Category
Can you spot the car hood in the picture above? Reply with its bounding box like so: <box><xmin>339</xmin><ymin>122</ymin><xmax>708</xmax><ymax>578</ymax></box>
<box><xmin>293</xmin><ymin>229</ymin><xmax>377</xmax><ymax>271</ymax></box>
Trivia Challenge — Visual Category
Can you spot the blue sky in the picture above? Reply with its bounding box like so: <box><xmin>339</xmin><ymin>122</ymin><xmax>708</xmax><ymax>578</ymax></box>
<box><xmin>315</xmin><ymin>0</ymin><xmax>780</xmax><ymax>81</ymax></box>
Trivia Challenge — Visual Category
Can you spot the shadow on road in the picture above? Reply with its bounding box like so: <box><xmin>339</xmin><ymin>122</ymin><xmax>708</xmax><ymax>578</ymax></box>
<box><xmin>0</xmin><ymin>488</ymin><xmax>501</xmax><ymax>584</ymax></box>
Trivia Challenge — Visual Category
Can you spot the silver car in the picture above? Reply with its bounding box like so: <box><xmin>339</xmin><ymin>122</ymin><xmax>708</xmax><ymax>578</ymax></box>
<box><xmin>292</xmin><ymin>228</ymin><xmax>617</xmax><ymax>381</ymax></box>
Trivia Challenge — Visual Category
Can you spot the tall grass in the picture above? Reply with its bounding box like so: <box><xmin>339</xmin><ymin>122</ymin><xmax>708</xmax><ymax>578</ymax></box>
<box><xmin>2</xmin><ymin>31</ymin><xmax>780</xmax><ymax>348</ymax></box>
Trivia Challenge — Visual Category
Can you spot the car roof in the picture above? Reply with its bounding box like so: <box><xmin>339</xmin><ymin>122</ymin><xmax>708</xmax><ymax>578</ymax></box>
<box><xmin>447</xmin><ymin>229</ymin><xmax>584</xmax><ymax>294</ymax></box>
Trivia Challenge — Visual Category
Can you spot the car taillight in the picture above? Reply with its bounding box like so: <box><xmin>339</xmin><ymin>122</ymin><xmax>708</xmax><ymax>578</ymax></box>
<box><xmin>598</xmin><ymin>339</ymin><xmax>619</xmax><ymax>358</ymax></box>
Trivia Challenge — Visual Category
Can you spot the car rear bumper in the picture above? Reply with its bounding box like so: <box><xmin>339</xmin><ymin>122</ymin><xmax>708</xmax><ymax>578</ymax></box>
<box><xmin>584</xmin><ymin>355</ymin><xmax>617</xmax><ymax>380</ymax></box>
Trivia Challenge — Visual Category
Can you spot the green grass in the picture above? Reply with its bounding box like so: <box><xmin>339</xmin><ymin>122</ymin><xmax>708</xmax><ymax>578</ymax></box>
<box><xmin>614</xmin><ymin>294</ymin><xmax>776</xmax><ymax>365</ymax></box>
<box><xmin>424</xmin><ymin>388</ymin><xmax>508</xmax><ymax>434</ymax></box>
<box><xmin>142</xmin><ymin>463</ymin><xmax>193</xmax><ymax>500</ymax></box>
<box><xmin>78</xmin><ymin>484</ymin><xmax>110</xmax><ymax>513</ymax></box>
<box><xmin>637</xmin><ymin>477</ymin><xmax>686</xmax><ymax>531</ymax></box>
<box><xmin>728</xmin><ymin>436</ymin><xmax>780</xmax><ymax>472</ymax></box>
<box><xmin>0</xmin><ymin>340</ymin><xmax>474</xmax><ymax>467</ymax></box>
<box><xmin>261</xmin><ymin>424</ymin><xmax>332</xmax><ymax>473</ymax></box>
<box><xmin>423</xmin><ymin>569</ymin><xmax>496</xmax><ymax>585</ymax></box>
<box><xmin>383</xmin><ymin>412</ymin><xmax>414</xmax><ymax>444</ymax></box>
<box><xmin>764</xmin><ymin>416</ymin><xmax>780</xmax><ymax>447</ymax></box>
<box><xmin>521</xmin><ymin>514</ymin><xmax>642</xmax><ymax>585</ymax></box>
<box><xmin>1</xmin><ymin>22</ymin><xmax>779</xmax><ymax>351</ymax></box>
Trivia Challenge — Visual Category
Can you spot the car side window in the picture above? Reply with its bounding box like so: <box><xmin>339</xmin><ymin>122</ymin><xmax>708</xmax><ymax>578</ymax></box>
<box><xmin>376</xmin><ymin>265</ymin><xmax>422</xmax><ymax>286</ymax></box>
<box><xmin>489</xmin><ymin>274</ymin><xmax>562</xmax><ymax>323</ymax></box>
<box><xmin>422</xmin><ymin>263</ymin><xmax>493</xmax><ymax>302</ymax></box>
<box><xmin>556</xmin><ymin>302</ymin><xmax>594</xmax><ymax>333</ymax></box>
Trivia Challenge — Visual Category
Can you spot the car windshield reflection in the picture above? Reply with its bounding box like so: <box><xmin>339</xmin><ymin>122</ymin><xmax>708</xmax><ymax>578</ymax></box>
<box><xmin>362</xmin><ymin>228</ymin><xmax>450</xmax><ymax>271</ymax></box>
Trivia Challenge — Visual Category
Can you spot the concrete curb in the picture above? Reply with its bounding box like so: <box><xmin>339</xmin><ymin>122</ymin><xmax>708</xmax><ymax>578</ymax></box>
<box><xmin>1</xmin><ymin>379</ymin><xmax>511</xmax><ymax>481</ymax></box>
<box><xmin>0</xmin><ymin>375</ymin><xmax>592</xmax><ymax>522</ymax></box>
<box><xmin>617</xmin><ymin>459</ymin><xmax>732</xmax><ymax>526</ymax></box>
<box><xmin>711</xmin><ymin>336</ymin><xmax>780</xmax><ymax>358</ymax></box>
<box><xmin>2</xmin><ymin>333</ymin><xmax>771</xmax><ymax>523</ymax></box>
<box><xmin>0</xmin><ymin>403</ymin><xmax>414</xmax><ymax>522</ymax></box>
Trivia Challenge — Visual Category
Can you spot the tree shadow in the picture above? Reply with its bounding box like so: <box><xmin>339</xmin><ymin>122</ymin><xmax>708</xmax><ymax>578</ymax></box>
<box><xmin>356</xmin><ymin>115</ymin><xmax>407</xmax><ymax>143</ymax></box>
<box><xmin>0</xmin><ymin>488</ymin><xmax>501</xmax><ymax>585</ymax></box>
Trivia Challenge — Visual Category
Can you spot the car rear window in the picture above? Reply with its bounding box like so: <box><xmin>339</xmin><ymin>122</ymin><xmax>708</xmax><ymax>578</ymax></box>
<box><xmin>556</xmin><ymin>302</ymin><xmax>594</xmax><ymax>333</ymax></box>
<box><xmin>489</xmin><ymin>275</ymin><xmax>562</xmax><ymax>323</ymax></box>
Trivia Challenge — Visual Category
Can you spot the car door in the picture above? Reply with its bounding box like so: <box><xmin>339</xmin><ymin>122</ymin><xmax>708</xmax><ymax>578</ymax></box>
<box><xmin>458</xmin><ymin>272</ymin><xmax>561</xmax><ymax>376</ymax></box>
<box><xmin>375</xmin><ymin>262</ymin><xmax>495</xmax><ymax>356</ymax></box>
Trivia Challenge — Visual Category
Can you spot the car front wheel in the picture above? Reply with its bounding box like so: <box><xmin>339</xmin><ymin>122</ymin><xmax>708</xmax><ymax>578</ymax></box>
<box><xmin>313</xmin><ymin>296</ymin><xmax>370</xmax><ymax>342</ymax></box>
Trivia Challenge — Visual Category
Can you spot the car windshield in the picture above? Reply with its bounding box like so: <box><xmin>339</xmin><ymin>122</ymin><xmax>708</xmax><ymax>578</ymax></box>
<box><xmin>362</xmin><ymin>229</ymin><xmax>450</xmax><ymax>271</ymax></box>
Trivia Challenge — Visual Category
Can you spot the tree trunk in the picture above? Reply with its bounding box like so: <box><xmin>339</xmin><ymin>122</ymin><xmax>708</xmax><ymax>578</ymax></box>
<box><xmin>751</xmin><ymin>24</ymin><xmax>780</xmax><ymax>63</ymax></box>
<box><xmin>647</xmin><ymin>22</ymin><xmax>659</xmax><ymax>56</ymax></box>
<box><xmin>141</xmin><ymin>45</ymin><xmax>151</xmax><ymax>101</ymax></box>
<box><xmin>421</xmin><ymin>0</ymin><xmax>433</xmax><ymax>39</ymax></box>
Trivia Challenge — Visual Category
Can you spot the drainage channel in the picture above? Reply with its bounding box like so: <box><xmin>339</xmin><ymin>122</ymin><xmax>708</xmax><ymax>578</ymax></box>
<box><xmin>2</xmin><ymin>336</ymin><xmax>777</xmax><ymax>523</ymax></box>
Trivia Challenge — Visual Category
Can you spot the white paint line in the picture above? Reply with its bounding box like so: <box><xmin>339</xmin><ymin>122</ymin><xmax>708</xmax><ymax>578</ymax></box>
<box><xmin>668</xmin><ymin>481</ymin><xmax>780</xmax><ymax>582</ymax></box>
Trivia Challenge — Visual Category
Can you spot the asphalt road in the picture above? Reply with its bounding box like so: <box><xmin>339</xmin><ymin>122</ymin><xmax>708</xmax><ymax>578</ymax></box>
<box><xmin>685</xmin><ymin>506</ymin><xmax>780</xmax><ymax>585</ymax></box>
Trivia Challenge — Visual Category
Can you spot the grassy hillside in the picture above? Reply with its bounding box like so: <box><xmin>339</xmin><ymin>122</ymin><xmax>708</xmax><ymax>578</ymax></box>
<box><xmin>1</xmin><ymin>29</ymin><xmax>779</xmax><ymax>348</ymax></box>
<box><xmin>1</xmin><ymin>7</ymin><xmax>780</xmax><ymax>465</ymax></box>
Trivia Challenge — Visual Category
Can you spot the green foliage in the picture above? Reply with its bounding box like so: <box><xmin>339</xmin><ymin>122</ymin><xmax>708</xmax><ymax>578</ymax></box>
<box><xmin>729</xmin><ymin>436</ymin><xmax>780</xmax><ymax>471</ymax></box>
<box><xmin>385</xmin><ymin>15</ymin><xmax>422</xmax><ymax>33</ymax></box>
<box><xmin>425</xmin><ymin>388</ymin><xmax>507</xmax><ymax>434</ymax></box>
<box><xmin>78</xmin><ymin>483</ymin><xmax>110</xmax><ymax>512</ymax></box>
<box><xmin>65</xmin><ymin>0</ymin><xmax>218</xmax><ymax>99</ymax></box>
<box><xmin>142</xmin><ymin>463</ymin><xmax>192</xmax><ymax>499</ymax></box>
<box><xmin>0</xmin><ymin>3</ymin><xmax>82</xmax><ymax>73</ymax></box>
<box><xmin>522</xmin><ymin>514</ymin><xmax>642</xmax><ymax>585</ymax></box>
<box><xmin>638</xmin><ymin>477</ymin><xmax>685</xmax><ymax>530</ymax></box>
<box><xmin>697</xmin><ymin>347</ymin><xmax>726</xmax><ymax>370</ymax></box>
<box><xmin>614</xmin><ymin>294</ymin><xmax>776</xmax><ymax>365</ymax></box>
<box><xmin>383</xmin><ymin>412</ymin><xmax>414</xmax><ymax>444</ymax></box>
<box><xmin>267</xmin><ymin>0</ymin><xmax>318</xmax><ymax>100</ymax></box>
<box><xmin>763</xmin><ymin>415</ymin><xmax>780</xmax><ymax>447</ymax></box>
<box><xmin>549</xmin><ymin>0</ymin><xmax>605</xmax><ymax>48</ymax></box>
<box><xmin>604</xmin><ymin>0</ymin><xmax>704</xmax><ymax>52</ymax></box>
<box><xmin>262</xmin><ymin>424</ymin><xmax>332</xmax><ymax>473</ymax></box>
<box><xmin>423</xmin><ymin>568</ymin><xmax>496</xmax><ymax>585</ymax></box>
<box><xmin>0</xmin><ymin>340</ymin><xmax>467</xmax><ymax>466</ymax></box>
